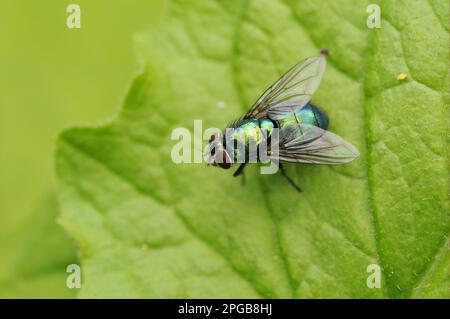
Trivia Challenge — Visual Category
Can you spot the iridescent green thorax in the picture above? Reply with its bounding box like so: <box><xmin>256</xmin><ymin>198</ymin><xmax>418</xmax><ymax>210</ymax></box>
<box><xmin>278</xmin><ymin>103</ymin><xmax>329</xmax><ymax>130</ymax></box>
<box><xmin>228</xmin><ymin>117</ymin><xmax>275</xmax><ymax>141</ymax></box>
<box><xmin>225</xmin><ymin>118</ymin><xmax>274</xmax><ymax>161</ymax></box>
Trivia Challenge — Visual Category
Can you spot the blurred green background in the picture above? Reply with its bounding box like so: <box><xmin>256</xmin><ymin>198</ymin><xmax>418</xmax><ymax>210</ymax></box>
<box><xmin>0</xmin><ymin>0</ymin><xmax>165</xmax><ymax>297</ymax></box>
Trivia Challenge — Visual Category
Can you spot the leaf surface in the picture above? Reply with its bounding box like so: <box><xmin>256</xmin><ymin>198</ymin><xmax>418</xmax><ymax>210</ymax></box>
<box><xmin>55</xmin><ymin>0</ymin><xmax>449</xmax><ymax>298</ymax></box>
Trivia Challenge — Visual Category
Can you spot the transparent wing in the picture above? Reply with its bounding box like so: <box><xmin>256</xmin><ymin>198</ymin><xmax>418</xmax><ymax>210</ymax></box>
<box><xmin>243</xmin><ymin>52</ymin><xmax>327</xmax><ymax>120</ymax></box>
<box><xmin>272</xmin><ymin>123</ymin><xmax>360</xmax><ymax>164</ymax></box>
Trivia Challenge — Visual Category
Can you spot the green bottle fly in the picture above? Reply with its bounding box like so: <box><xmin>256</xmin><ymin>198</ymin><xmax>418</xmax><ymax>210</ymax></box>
<box><xmin>206</xmin><ymin>51</ymin><xmax>359</xmax><ymax>192</ymax></box>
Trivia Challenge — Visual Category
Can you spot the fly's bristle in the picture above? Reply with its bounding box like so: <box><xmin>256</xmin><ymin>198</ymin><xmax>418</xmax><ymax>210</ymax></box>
<box><xmin>227</xmin><ymin>118</ymin><xmax>243</xmax><ymax>129</ymax></box>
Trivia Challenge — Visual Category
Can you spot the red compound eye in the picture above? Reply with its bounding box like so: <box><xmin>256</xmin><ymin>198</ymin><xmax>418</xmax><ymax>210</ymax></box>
<box><xmin>215</xmin><ymin>149</ymin><xmax>231</xmax><ymax>169</ymax></box>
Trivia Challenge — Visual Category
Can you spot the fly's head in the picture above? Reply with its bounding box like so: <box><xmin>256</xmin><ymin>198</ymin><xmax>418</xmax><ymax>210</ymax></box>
<box><xmin>206</xmin><ymin>132</ymin><xmax>232</xmax><ymax>169</ymax></box>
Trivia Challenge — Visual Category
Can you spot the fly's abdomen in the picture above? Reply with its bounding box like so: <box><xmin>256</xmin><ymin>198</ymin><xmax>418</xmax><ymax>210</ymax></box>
<box><xmin>278</xmin><ymin>103</ymin><xmax>329</xmax><ymax>130</ymax></box>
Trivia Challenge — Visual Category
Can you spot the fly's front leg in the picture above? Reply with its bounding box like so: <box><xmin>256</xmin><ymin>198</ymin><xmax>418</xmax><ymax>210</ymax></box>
<box><xmin>233</xmin><ymin>163</ymin><xmax>246</xmax><ymax>185</ymax></box>
<box><xmin>279</xmin><ymin>163</ymin><xmax>302</xmax><ymax>193</ymax></box>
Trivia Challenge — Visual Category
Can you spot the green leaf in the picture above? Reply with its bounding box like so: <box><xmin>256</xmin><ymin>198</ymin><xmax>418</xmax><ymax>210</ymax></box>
<box><xmin>0</xmin><ymin>0</ymin><xmax>166</xmax><ymax>297</ymax></box>
<box><xmin>0</xmin><ymin>194</ymin><xmax>77</xmax><ymax>298</ymax></box>
<box><xmin>55</xmin><ymin>0</ymin><xmax>449</xmax><ymax>298</ymax></box>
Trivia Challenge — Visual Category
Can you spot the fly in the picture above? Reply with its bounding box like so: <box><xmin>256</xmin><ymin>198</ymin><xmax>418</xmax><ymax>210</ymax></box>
<box><xmin>206</xmin><ymin>50</ymin><xmax>359</xmax><ymax>192</ymax></box>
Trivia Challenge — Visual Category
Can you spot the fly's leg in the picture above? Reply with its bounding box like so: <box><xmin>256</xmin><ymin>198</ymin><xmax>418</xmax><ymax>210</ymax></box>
<box><xmin>279</xmin><ymin>163</ymin><xmax>302</xmax><ymax>193</ymax></box>
<box><xmin>233</xmin><ymin>163</ymin><xmax>246</xmax><ymax>177</ymax></box>
<box><xmin>233</xmin><ymin>163</ymin><xmax>246</xmax><ymax>186</ymax></box>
